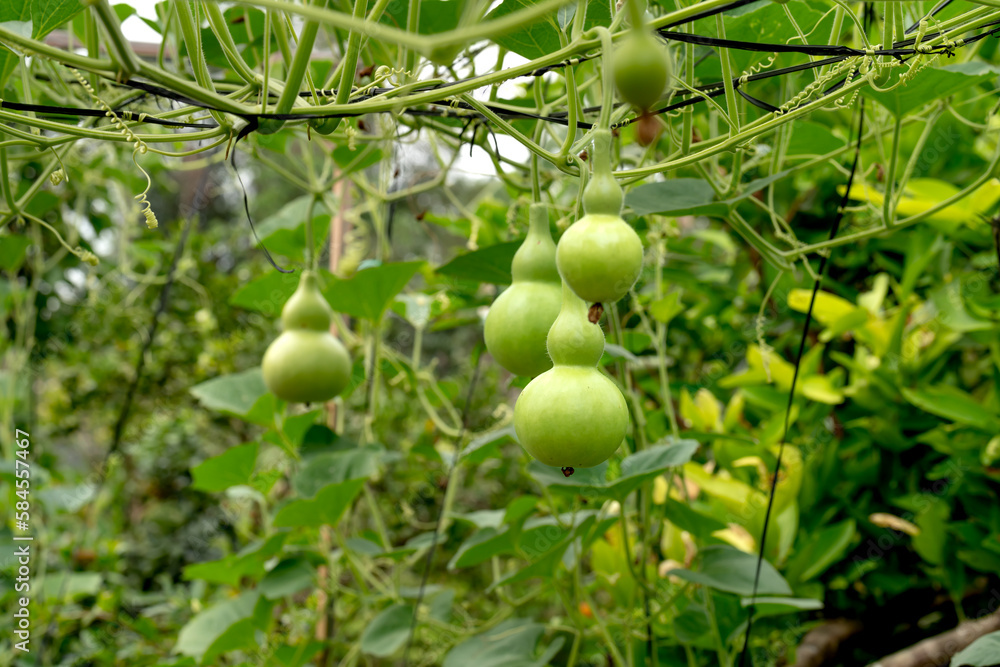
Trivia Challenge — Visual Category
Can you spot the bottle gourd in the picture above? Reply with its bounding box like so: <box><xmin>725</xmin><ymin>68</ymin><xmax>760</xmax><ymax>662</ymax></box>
<box><xmin>484</xmin><ymin>204</ymin><xmax>563</xmax><ymax>377</ymax></box>
<box><xmin>556</xmin><ymin>128</ymin><xmax>643</xmax><ymax>304</ymax></box>
<box><xmin>262</xmin><ymin>271</ymin><xmax>351</xmax><ymax>403</ymax></box>
<box><xmin>513</xmin><ymin>280</ymin><xmax>629</xmax><ymax>469</ymax></box>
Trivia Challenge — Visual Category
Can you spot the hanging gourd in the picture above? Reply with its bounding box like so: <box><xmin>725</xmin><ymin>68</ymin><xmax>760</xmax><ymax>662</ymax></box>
<box><xmin>484</xmin><ymin>203</ymin><xmax>563</xmax><ymax>377</ymax></box>
<box><xmin>556</xmin><ymin>128</ymin><xmax>644</xmax><ymax>304</ymax></box>
<box><xmin>513</xmin><ymin>280</ymin><xmax>629</xmax><ymax>472</ymax></box>
<box><xmin>262</xmin><ymin>271</ymin><xmax>352</xmax><ymax>403</ymax></box>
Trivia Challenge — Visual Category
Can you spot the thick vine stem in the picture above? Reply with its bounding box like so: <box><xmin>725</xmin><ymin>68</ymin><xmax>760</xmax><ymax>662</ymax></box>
<box><xmin>84</xmin><ymin>0</ymin><xmax>140</xmax><ymax>79</ymax></box>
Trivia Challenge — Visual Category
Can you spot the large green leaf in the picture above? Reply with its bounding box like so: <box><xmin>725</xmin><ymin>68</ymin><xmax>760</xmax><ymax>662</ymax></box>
<box><xmin>325</xmin><ymin>261</ymin><xmax>423</xmax><ymax>320</ymax></box>
<box><xmin>529</xmin><ymin>439</ymin><xmax>699</xmax><ymax>499</ymax></box>
<box><xmin>443</xmin><ymin>618</ymin><xmax>563</xmax><ymax>667</ymax></box>
<box><xmin>666</xmin><ymin>544</ymin><xmax>792</xmax><ymax>596</ymax></box>
<box><xmin>784</xmin><ymin>519</ymin><xmax>856</xmax><ymax>583</ymax></box>
<box><xmin>864</xmin><ymin>63</ymin><xmax>1000</xmax><ymax>117</ymax></box>
<box><xmin>258</xmin><ymin>557</ymin><xmax>316</xmax><ymax>600</ymax></box>
<box><xmin>228</xmin><ymin>269</ymin><xmax>305</xmax><ymax>316</ymax></box>
<box><xmin>173</xmin><ymin>592</ymin><xmax>259</xmax><ymax>663</ymax></box>
<box><xmin>627</xmin><ymin>179</ymin><xmax>720</xmax><ymax>217</ymax></box>
<box><xmin>189</xmin><ymin>368</ymin><xmax>269</xmax><ymax>417</ymax></box>
<box><xmin>436</xmin><ymin>241</ymin><xmax>519</xmax><ymax>285</ymax></box>
<box><xmin>951</xmin><ymin>630</ymin><xmax>1000</xmax><ymax>667</ymax></box>
<box><xmin>292</xmin><ymin>446</ymin><xmax>380</xmax><ymax>498</ymax></box>
<box><xmin>901</xmin><ymin>386</ymin><xmax>1000</xmax><ymax>431</ymax></box>
<box><xmin>183</xmin><ymin>533</ymin><xmax>288</xmax><ymax>587</ymax></box>
<box><xmin>258</xmin><ymin>195</ymin><xmax>330</xmax><ymax>262</ymax></box>
<box><xmin>360</xmin><ymin>604</ymin><xmax>413</xmax><ymax>657</ymax></box>
<box><xmin>191</xmin><ymin>442</ymin><xmax>258</xmax><ymax>493</ymax></box>
<box><xmin>1</xmin><ymin>0</ymin><xmax>87</xmax><ymax>88</ymax></box>
<box><xmin>0</xmin><ymin>235</ymin><xmax>31</xmax><ymax>271</ymax></box>
<box><xmin>485</xmin><ymin>0</ymin><xmax>560</xmax><ymax>60</ymax></box>
<box><xmin>273</xmin><ymin>479</ymin><xmax>365</xmax><ymax>528</ymax></box>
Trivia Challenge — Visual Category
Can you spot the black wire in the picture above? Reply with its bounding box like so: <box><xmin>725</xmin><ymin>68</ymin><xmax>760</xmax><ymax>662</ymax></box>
<box><xmin>229</xmin><ymin>119</ymin><xmax>291</xmax><ymax>273</ymax></box>
<box><xmin>0</xmin><ymin>99</ymin><xmax>215</xmax><ymax>128</ymax></box>
<box><xmin>402</xmin><ymin>346</ymin><xmax>485</xmax><ymax>667</ymax></box>
<box><xmin>737</xmin><ymin>98</ymin><xmax>866</xmax><ymax>667</ymax></box>
<box><xmin>663</xmin><ymin>0</ymin><xmax>761</xmax><ymax>29</ymax></box>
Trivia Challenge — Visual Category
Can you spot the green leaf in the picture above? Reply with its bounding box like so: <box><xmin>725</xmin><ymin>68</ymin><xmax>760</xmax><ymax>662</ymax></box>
<box><xmin>360</xmin><ymin>604</ymin><xmax>413</xmax><ymax>657</ymax></box>
<box><xmin>485</xmin><ymin>0</ymin><xmax>560</xmax><ymax>60</ymax></box>
<box><xmin>183</xmin><ymin>533</ymin><xmax>288</xmax><ymax>587</ymax></box>
<box><xmin>189</xmin><ymin>368</ymin><xmax>270</xmax><ymax>418</ymax></box>
<box><xmin>273</xmin><ymin>479</ymin><xmax>364</xmax><ymax>528</ymax></box>
<box><xmin>449</xmin><ymin>527</ymin><xmax>514</xmax><ymax>569</ymax></box>
<box><xmin>293</xmin><ymin>446</ymin><xmax>380</xmax><ymax>498</ymax></box>
<box><xmin>901</xmin><ymin>386</ymin><xmax>1000</xmax><ymax>431</ymax></box>
<box><xmin>173</xmin><ymin>592</ymin><xmax>259</xmax><ymax>663</ymax></box>
<box><xmin>228</xmin><ymin>269</ymin><xmax>304</xmax><ymax>316</ymax></box>
<box><xmin>738</xmin><ymin>596</ymin><xmax>824</xmax><ymax>617</ymax></box>
<box><xmin>258</xmin><ymin>557</ymin><xmax>316</xmax><ymax>599</ymax></box>
<box><xmin>650</xmin><ymin>291</ymin><xmax>684</xmax><ymax>325</ymax></box>
<box><xmin>667</xmin><ymin>544</ymin><xmax>792</xmax><ymax>596</ymax></box>
<box><xmin>273</xmin><ymin>642</ymin><xmax>325</xmax><ymax>667</ymax></box>
<box><xmin>863</xmin><ymin>63</ymin><xmax>1000</xmax><ymax>117</ymax></box>
<box><xmin>785</xmin><ymin>121</ymin><xmax>843</xmax><ymax>157</ymax></box>
<box><xmin>325</xmin><ymin>261</ymin><xmax>423</xmax><ymax>320</ymax></box>
<box><xmin>380</xmin><ymin>0</ymin><xmax>462</xmax><ymax>34</ymax></box>
<box><xmin>529</xmin><ymin>439</ymin><xmax>699</xmax><ymax>499</ymax></box>
<box><xmin>1</xmin><ymin>1</ymin><xmax>87</xmax><ymax>88</ymax></box>
<box><xmin>332</xmin><ymin>144</ymin><xmax>384</xmax><ymax>173</ymax></box>
<box><xmin>443</xmin><ymin>618</ymin><xmax>560</xmax><ymax>667</ymax></box>
<box><xmin>784</xmin><ymin>519</ymin><xmax>856</xmax><ymax>583</ymax></box>
<box><xmin>0</xmin><ymin>235</ymin><xmax>31</xmax><ymax>271</ymax></box>
<box><xmin>626</xmin><ymin>179</ymin><xmax>720</xmax><ymax>217</ymax></box>
<box><xmin>191</xmin><ymin>442</ymin><xmax>258</xmax><ymax>492</ymax></box>
<box><xmin>436</xmin><ymin>241</ymin><xmax>520</xmax><ymax>285</ymax></box>
<box><xmin>951</xmin><ymin>630</ymin><xmax>1000</xmax><ymax>666</ymax></box>
<box><xmin>258</xmin><ymin>196</ymin><xmax>330</xmax><ymax>262</ymax></box>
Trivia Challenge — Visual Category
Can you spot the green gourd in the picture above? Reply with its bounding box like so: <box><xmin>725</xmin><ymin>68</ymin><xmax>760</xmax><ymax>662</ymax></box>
<box><xmin>484</xmin><ymin>204</ymin><xmax>563</xmax><ymax>377</ymax></box>
<box><xmin>613</xmin><ymin>27</ymin><xmax>673</xmax><ymax>113</ymax></box>
<box><xmin>513</xmin><ymin>280</ymin><xmax>629</xmax><ymax>469</ymax></box>
<box><xmin>262</xmin><ymin>271</ymin><xmax>352</xmax><ymax>403</ymax></box>
<box><xmin>556</xmin><ymin>128</ymin><xmax>643</xmax><ymax>304</ymax></box>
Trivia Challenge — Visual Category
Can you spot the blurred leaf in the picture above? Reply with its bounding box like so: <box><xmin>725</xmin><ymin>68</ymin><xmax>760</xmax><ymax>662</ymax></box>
<box><xmin>627</xmin><ymin>179</ymin><xmax>721</xmax><ymax>217</ymax></box>
<box><xmin>667</xmin><ymin>544</ymin><xmax>792</xmax><ymax>596</ymax></box>
<box><xmin>273</xmin><ymin>479</ymin><xmax>365</xmax><ymax>528</ymax></box>
<box><xmin>485</xmin><ymin>0</ymin><xmax>561</xmax><ymax>60</ymax></box>
<box><xmin>174</xmin><ymin>592</ymin><xmax>259</xmax><ymax>663</ymax></box>
<box><xmin>259</xmin><ymin>558</ymin><xmax>316</xmax><ymax>599</ymax></box>
<box><xmin>360</xmin><ymin>604</ymin><xmax>413</xmax><ymax>657</ymax></box>
<box><xmin>0</xmin><ymin>235</ymin><xmax>31</xmax><ymax>271</ymax></box>
<box><xmin>863</xmin><ymin>63</ymin><xmax>1000</xmax><ymax>117</ymax></box>
<box><xmin>191</xmin><ymin>442</ymin><xmax>258</xmax><ymax>492</ymax></box>
<box><xmin>437</xmin><ymin>242</ymin><xmax>519</xmax><ymax>285</ymax></box>
<box><xmin>332</xmin><ymin>144</ymin><xmax>383</xmax><ymax>173</ymax></box>
<box><xmin>785</xmin><ymin>519</ymin><xmax>856</xmax><ymax>583</ymax></box>
<box><xmin>183</xmin><ymin>533</ymin><xmax>288</xmax><ymax>587</ymax></box>
<box><xmin>951</xmin><ymin>631</ymin><xmax>1000</xmax><ymax>667</ymax></box>
<box><xmin>443</xmin><ymin>618</ymin><xmax>561</xmax><ymax>667</ymax></box>
<box><xmin>650</xmin><ymin>291</ymin><xmax>684</xmax><ymax>325</ymax></box>
<box><xmin>190</xmin><ymin>368</ymin><xmax>269</xmax><ymax>417</ymax></box>
<box><xmin>293</xmin><ymin>446</ymin><xmax>380</xmax><ymax>497</ymax></box>
<box><xmin>786</xmin><ymin>121</ymin><xmax>843</xmax><ymax>157</ymax></box>
<box><xmin>902</xmin><ymin>386</ymin><xmax>1000</xmax><ymax>431</ymax></box>
<box><xmin>529</xmin><ymin>440</ymin><xmax>698</xmax><ymax>498</ymax></box>
<box><xmin>325</xmin><ymin>261</ymin><xmax>423</xmax><ymax>320</ymax></box>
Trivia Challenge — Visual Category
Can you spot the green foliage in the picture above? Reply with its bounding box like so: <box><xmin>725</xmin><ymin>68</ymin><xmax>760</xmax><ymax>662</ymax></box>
<box><xmin>2</xmin><ymin>0</ymin><xmax>1000</xmax><ymax>665</ymax></box>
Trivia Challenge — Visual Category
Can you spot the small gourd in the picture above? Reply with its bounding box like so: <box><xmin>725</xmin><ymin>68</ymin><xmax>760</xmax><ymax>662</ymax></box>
<box><xmin>484</xmin><ymin>204</ymin><xmax>563</xmax><ymax>377</ymax></box>
<box><xmin>556</xmin><ymin>128</ymin><xmax>644</xmax><ymax>304</ymax></box>
<box><xmin>513</xmin><ymin>280</ymin><xmax>629</xmax><ymax>469</ymax></box>
<box><xmin>262</xmin><ymin>271</ymin><xmax>352</xmax><ymax>403</ymax></box>
<box><xmin>613</xmin><ymin>25</ymin><xmax>673</xmax><ymax>114</ymax></box>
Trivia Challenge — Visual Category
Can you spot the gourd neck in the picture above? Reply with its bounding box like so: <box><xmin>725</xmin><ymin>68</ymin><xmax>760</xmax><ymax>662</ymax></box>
<box><xmin>282</xmin><ymin>270</ymin><xmax>333</xmax><ymax>331</ymax></box>
<box><xmin>511</xmin><ymin>203</ymin><xmax>559</xmax><ymax>283</ymax></box>
<box><xmin>546</xmin><ymin>281</ymin><xmax>605</xmax><ymax>366</ymax></box>
<box><xmin>582</xmin><ymin>129</ymin><xmax>624</xmax><ymax>217</ymax></box>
